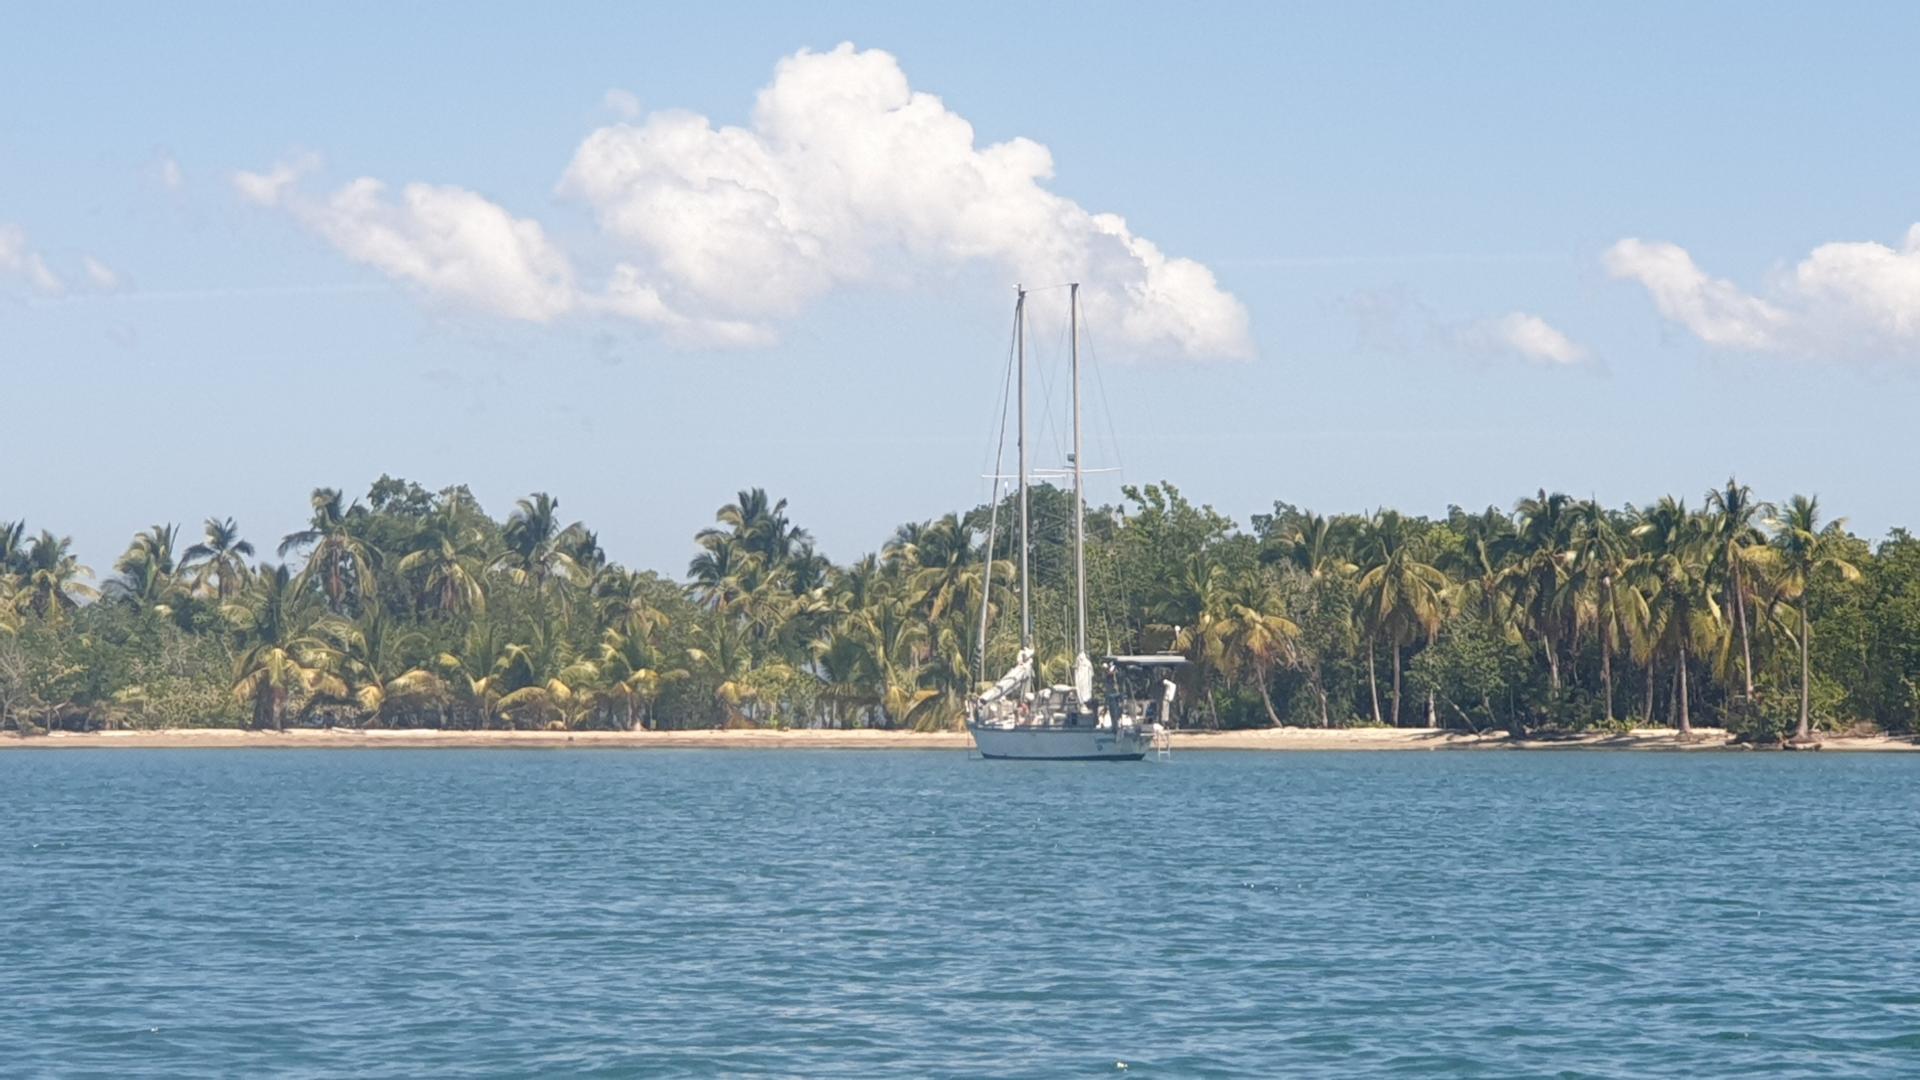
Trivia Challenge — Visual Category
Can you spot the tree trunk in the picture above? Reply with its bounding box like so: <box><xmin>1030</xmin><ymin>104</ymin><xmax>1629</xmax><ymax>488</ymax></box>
<box><xmin>1390</xmin><ymin>645</ymin><xmax>1403</xmax><ymax>727</ymax></box>
<box><xmin>1797</xmin><ymin>598</ymin><xmax>1813</xmax><ymax>740</ymax></box>
<box><xmin>1545</xmin><ymin>634</ymin><xmax>1561</xmax><ymax>690</ymax></box>
<box><xmin>1601</xmin><ymin>632</ymin><xmax>1614</xmax><ymax>724</ymax></box>
<box><xmin>1256</xmin><ymin>667</ymin><xmax>1281</xmax><ymax>727</ymax></box>
<box><xmin>1676</xmin><ymin>646</ymin><xmax>1692</xmax><ymax>736</ymax></box>
<box><xmin>1367</xmin><ymin>638</ymin><xmax>1383</xmax><ymax>726</ymax></box>
<box><xmin>1426</xmin><ymin>690</ymin><xmax>1436</xmax><ymax>729</ymax></box>
<box><xmin>1735</xmin><ymin>564</ymin><xmax>1755</xmax><ymax>699</ymax></box>
<box><xmin>1643</xmin><ymin>662</ymin><xmax>1656</xmax><ymax>727</ymax></box>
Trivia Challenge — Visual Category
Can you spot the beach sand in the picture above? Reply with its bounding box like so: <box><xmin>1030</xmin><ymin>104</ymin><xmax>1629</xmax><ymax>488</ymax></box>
<box><xmin>4</xmin><ymin>726</ymin><xmax>1916</xmax><ymax>751</ymax></box>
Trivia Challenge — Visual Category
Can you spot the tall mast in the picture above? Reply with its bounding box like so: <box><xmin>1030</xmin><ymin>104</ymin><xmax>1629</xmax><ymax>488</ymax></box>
<box><xmin>1070</xmin><ymin>283</ymin><xmax>1087</xmax><ymax>662</ymax></box>
<box><xmin>1016</xmin><ymin>287</ymin><xmax>1032</xmax><ymax>652</ymax></box>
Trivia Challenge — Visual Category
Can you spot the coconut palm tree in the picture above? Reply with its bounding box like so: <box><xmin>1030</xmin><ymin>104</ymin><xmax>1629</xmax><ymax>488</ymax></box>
<box><xmin>181</xmin><ymin>517</ymin><xmax>255</xmax><ymax>600</ymax></box>
<box><xmin>1262</xmin><ymin>511</ymin><xmax>1356</xmax><ymax>580</ymax></box>
<box><xmin>1353</xmin><ymin>511</ymin><xmax>1447</xmax><ymax>725</ymax></box>
<box><xmin>19</xmin><ymin>531</ymin><xmax>97</xmax><ymax>620</ymax></box>
<box><xmin>279</xmin><ymin>488</ymin><xmax>379</xmax><ymax>614</ymax></box>
<box><xmin>1569</xmin><ymin>500</ymin><xmax>1644</xmax><ymax>724</ymax></box>
<box><xmin>491</xmin><ymin>493</ymin><xmax>585</xmax><ymax>599</ymax></box>
<box><xmin>397</xmin><ymin>501</ymin><xmax>489</xmax><ymax>618</ymax></box>
<box><xmin>1764</xmin><ymin>495</ymin><xmax>1862</xmax><ymax>741</ymax></box>
<box><xmin>1704</xmin><ymin>478</ymin><xmax>1771</xmax><ymax>699</ymax></box>
<box><xmin>225</xmin><ymin>564</ymin><xmax>329</xmax><ymax>730</ymax></box>
<box><xmin>106</xmin><ymin>523</ymin><xmax>187</xmax><ymax>618</ymax></box>
<box><xmin>1511</xmin><ymin>490</ymin><xmax>1579</xmax><ymax>690</ymax></box>
<box><xmin>1219</xmin><ymin>568</ymin><xmax>1302</xmax><ymax>726</ymax></box>
<box><xmin>1633</xmin><ymin>497</ymin><xmax>1721</xmax><ymax>735</ymax></box>
<box><xmin>598</xmin><ymin>622</ymin><xmax>684</xmax><ymax>730</ymax></box>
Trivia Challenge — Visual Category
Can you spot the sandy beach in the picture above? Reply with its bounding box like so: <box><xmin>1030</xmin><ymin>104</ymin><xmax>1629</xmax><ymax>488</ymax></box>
<box><xmin>4</xmin><ymin>726</ymin><xmax>1917</xmax><ymax>752</ymax></box>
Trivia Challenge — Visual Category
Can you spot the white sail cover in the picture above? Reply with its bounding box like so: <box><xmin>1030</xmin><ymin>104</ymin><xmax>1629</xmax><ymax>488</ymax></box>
<box><xmin>1073</xmin><ymin>652</ymin><xmax>1094</xmax><ymax>706</ymax></box>
<box><xmin>977</xmin><ymin>648</ymin><xmax>1034</xmax><ymax>704</ymax></box>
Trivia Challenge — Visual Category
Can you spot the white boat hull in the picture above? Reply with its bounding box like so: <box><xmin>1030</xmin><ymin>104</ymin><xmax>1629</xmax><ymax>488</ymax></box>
<box><xmin>968</xmin><ymin>723</ymin><xmax>1152</xmax><ymax>761</ymax></box>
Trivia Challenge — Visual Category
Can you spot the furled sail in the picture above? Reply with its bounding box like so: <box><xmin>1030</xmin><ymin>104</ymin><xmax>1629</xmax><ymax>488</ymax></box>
<box><xmin>977</xmin><ymin>648</ymin><xmax>1034</xmax><ymax>705</ymax></box>
<box><xmin>1072</xmin><ymin>652</ymin><xmax>1094</xmax><ymax>706</ymax></box>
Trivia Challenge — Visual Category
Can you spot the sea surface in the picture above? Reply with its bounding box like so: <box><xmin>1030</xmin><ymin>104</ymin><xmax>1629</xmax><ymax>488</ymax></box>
<box><xmin>4</xmin><ymin>749</ymin><xmax>1919</xmax><ymax>1078</ymax></box>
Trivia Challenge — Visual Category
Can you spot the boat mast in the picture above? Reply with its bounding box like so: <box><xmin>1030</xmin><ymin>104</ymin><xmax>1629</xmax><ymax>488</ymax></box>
<box><xmin>1016</xmin><ymin>287</ymin><xmax>1032</xmax><ymax>654</ymax></box>
<box><xmin>1070</xmin><ymin>282</ymin><xmax>1086</xmax><ymax>663</ymax></box>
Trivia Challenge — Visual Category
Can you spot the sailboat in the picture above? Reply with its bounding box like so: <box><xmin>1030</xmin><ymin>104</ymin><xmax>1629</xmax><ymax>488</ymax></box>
<box><xmin>967</xmin><ymin>284</ymin><xmax>1186</xmax><ymax>762</ymax></box>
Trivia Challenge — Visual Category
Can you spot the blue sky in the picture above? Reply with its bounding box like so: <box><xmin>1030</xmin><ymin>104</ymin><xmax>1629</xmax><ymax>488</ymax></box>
<box><xmin>6</xmin><ymin>4</ymin><xmax>1919</xmax><ymax>579</ymax></box>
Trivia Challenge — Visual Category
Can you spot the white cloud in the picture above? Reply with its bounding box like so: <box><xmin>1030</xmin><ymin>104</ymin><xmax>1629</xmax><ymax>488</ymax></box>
<box><xmin>559</xmin><ymin>43</ymin><xmax>1251</xmax><ymax>357</ymax></box>
<box><xmin>1471</xmin><ymin>311</ymin><xmax>1588</xmax><ymax>365</ymax></box>
<box><xmin>602</xmin><ymin>88</ymin><xmax>642</xmax><ymax>119</ymax></box>
<box><xmin>0</xmin><ymin>223</ymin><xmax>64</xmax><ymax>294</ymax></box>
<box><xmin>236</xmin><ymin>45</ymin><xmax>1251</xmax><ymax>356</ymax></box>
<box><xmin>82</xmin><ymin>256</ymin><xmax>120</xmax><ymax>290</ymax></box>
<box><xmin>233</xmin><ymin>152</ymin><xmax>320</xmax><ymax>207</ymax></box>
<box><xmin>1604</xmin><ymin>239</ymin><xmax>1786</xmax><ymax>349</ymax></box>
<box><xmin>159</xmin><ymin>156</ymin><xmax>183</xmax><ymax>190</ymax></box>
<box><xmin>300</xmin><ymin>179</ymin><xmax>578</xmax><ymax>322</ymax></box>
<box><xmin>1607</xmin><ymin>225</ymin><xmax>1920</xmax><ymax>355</ymax></box>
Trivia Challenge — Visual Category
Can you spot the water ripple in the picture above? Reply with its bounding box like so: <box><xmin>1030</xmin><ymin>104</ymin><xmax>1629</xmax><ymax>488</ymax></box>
<box><xmin>3</xmin><ymin>750</ymin><xmax>1919</xmax><ymax>1076</ymax></box>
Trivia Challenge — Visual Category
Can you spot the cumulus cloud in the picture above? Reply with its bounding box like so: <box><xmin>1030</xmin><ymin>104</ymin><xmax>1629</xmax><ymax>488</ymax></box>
<box><xmin>298</xmin><ymin>179</ymin><xmax>577</xmax><ymax>321</ymax></box>
<box><xmin>238</xmin><ymin>44</ymin><xmax>1250</xmax><ymax>356</ymax></box>
<box><xmin>1607</xmin><ymin>225</ymin><xmax>1920</xmax><ymax>355</ymax></box>
<box><xmin>1468</xmin><ymin>311</ymin><xmax>1588</xmax><ymax>365</ymax></box>
<box><xmin>558</xmin><ymin>44</ymin><xmax>1250</xmax><ymax>357</ymax></box>
<box><xmin>0</xmin><ymin>223</ymin><xmax>64</xmax><ymax>294</ymax></box>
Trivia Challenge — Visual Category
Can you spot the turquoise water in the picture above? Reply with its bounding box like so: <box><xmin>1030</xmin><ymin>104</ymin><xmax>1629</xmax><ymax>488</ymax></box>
<box><xmin>4</xmin><ymin>750</ymin><xmax>1918</xmax><ymax>1077</ymax></box>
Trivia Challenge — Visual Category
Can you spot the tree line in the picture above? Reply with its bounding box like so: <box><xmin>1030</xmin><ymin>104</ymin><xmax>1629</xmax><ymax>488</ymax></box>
<box><xmin>2</xmin><ymin>475</ymin><xmax>1913</xmax><ymax>741</ymax></box>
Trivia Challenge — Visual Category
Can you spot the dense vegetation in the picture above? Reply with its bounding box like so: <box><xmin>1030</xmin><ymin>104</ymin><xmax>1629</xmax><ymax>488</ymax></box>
<box><xmin>1</xmin><ymin>475</ymin><xmax>1912</xmax><ymax>741</ymax></box>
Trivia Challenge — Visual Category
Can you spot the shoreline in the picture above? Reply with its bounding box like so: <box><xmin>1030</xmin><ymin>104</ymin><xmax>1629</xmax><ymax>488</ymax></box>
<box><xmin>3</xmin><ymin>726</ymin><xmax>1917</xmax><ymax>752</ymax></box>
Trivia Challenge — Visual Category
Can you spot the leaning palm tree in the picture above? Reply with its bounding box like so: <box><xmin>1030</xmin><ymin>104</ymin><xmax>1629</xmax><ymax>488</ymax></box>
<box><xmin>1763</xmin><ymin>495</ymin><xmax>1862</xmax><ymax>741</ymax></box>
<box><xmin>1219</xmin><ymin>568</ymin><xmax>1302</xmax><ymax>727</ymax></box>
<box><xmin>181</xmin><ymin>517</ymin><xmax>255</xmax><ymax>600</ymax></box>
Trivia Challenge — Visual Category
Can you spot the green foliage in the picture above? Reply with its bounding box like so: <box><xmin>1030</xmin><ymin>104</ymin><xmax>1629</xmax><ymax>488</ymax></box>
<box><xmin>2</xmin><ymin>476</ymin><xmax>1913</xmax><ymax>739</ymax></box>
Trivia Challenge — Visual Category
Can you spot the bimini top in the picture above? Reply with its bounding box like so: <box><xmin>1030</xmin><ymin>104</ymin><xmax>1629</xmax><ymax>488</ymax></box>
<box><xmin>1105</xmin><ymin>654</ymin><xmax>1191</xmax><ymax>667</ymax></box>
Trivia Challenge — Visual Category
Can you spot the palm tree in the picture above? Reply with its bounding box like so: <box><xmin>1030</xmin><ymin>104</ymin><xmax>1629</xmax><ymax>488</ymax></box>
<box><xmin>107</xmin><ymin>523</ymin><xmax>187</xmax><ymax>617</ymax></box>
<box><xmin>1764</xmin><ymin>495</ymin><xmax>1862</xmax><ymax>741</ymax></box>
<box><xmin>19</xmin><ymin>531</ymin><xmax>97</xmax><ymax>620</ymax></box>
<box><xmin>1262</xmin><ymin>511</ymin><xmax>1355</xmax><ymax>580</ymax></box>
<box><xmin>225</xmin><ymin>564</ymin><xmax>328</xmax><ymax>730</ymax></box>
<box><xmin>1510</xmin><ymin>490</ymin><xmax>1578</xmax><ymax>690</ymax></box>
<box><xmin>278</xmin><ymin>489</ymin><xmax>379</xmax><ymax>613</ymax></box>
<box><xmin>436</xmin><ymin>621</ymin><xmax>513</xmax><ymax>730</ymax></box>
<box><xmin>1353</xmin><ymin>511</ymin><xmax>1447</xmax><ymax>725</ymax></box>
<box><xmin>1704</xmin><ymin>478</ymin><xmax>1770</xmax><ymax>700</ymax></box>
<box><xmin>1569</xmin><ymin>500</ymin><xmax>1644</xmax><ymax>725</ymax></box>
<box><xmin>598</xmin><ymin>622</ymin><xmax>684</xmax><ymax>730</ymax></box>
<box><xmin>1633</xmin><ymin>497</ymin><xmax>1720</xmax><ymax>735</ymax></box>
<box><xmin>181</xmin><ymin>517</ymin><xmax>255</xmax><ymax>600</ymax></box>
<box><xmin>397</xmin><ymin>499</ymin><xmax>489</xmax><ymax>617</ymax></box>
<box><xmin>491</xmin><ymin>493</ymin><xmax>586</xmax><ymax>612</ymax></box>
<box><xmin>1219</xmin><ymin>569</ymin><xmax>1302</xmax><ymax>726</ymax></box>
<box><xmin>702</xmin><ymin>488</ymin><xmax>810</xmax><ymax>566</ymax></box>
